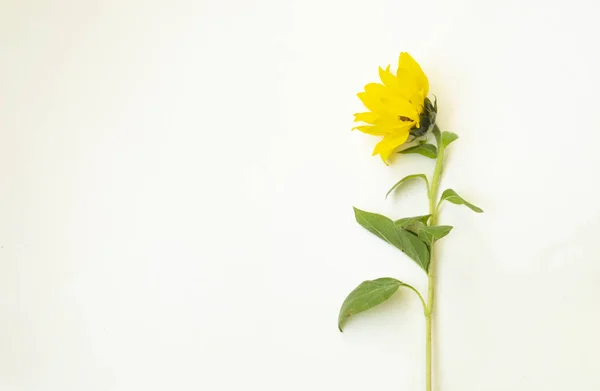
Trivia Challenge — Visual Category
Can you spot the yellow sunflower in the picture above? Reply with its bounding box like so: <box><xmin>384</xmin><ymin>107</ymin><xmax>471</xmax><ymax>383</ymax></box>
<box><xmin>353</xmin><ymin>52</ymin><xmax>435</xmax><ymax>164</ymax></box>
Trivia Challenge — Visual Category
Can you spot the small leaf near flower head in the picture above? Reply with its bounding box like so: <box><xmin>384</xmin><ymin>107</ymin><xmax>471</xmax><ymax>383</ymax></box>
<box><xmin>441</xmin><ymin>131</ymin><xmax>459</xmax><ymax>148</ymax></box>
<box><xmin>385</xmin><ymin>174</ymin><xmax>429</xmax><ymax>199</ymax></box>
<box><xmin>439</xmin><ymin>189</ymin><xmax>483</xmax><ymax>213</ymax></box>
<box><xmin>338</xmin><ymin>278</ymin><xmax>407</xmax><ymax>332</ymax></box>
<box><xmin>399</xmin><ymin>144</ymin><xmax>437</xmax><ymax>159</ymax></box>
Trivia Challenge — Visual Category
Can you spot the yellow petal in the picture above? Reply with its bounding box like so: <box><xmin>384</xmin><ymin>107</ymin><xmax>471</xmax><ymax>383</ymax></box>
<box><xmin>360</xmin><ymin>83</ymin><xmax>417</xmax><ymax>118</ymax></box>
<box><xmin>380</xmin><ymin>96</ymin><xmax>419</xmax><ymax>119</ymax></box>
<box><xmin>397</xmin><ymin>52</ymin><xmax>429</xmax><ymax>98</ymax></box>
<box><xmin>378</xmin><ymin>66</ymin><xmax>400</xmax><ymax>90</ymax></box>
<box><xmin>352</xmin><ymin>125</ymin><xmax>390</xmax><ymax>136</ymax></box>
<box><xmin>397</xmin><ymin>73</ymin><xmax>420</xmax><ymax>100</ymax></box>
<box><xmin>372</xmin><ymin>131</ymin><xmax>410</xmax><ymax>164</ymax></box>
<box><xmin>375</xmin><ymin>114</ymin><xmax>415</xmax><ymax>129</ymax></box>
<box><xmin>362</xmin><ymin>83</ymin><xmax>419</xmax><ymax>118</ymax></box>
<box><xmin>363</xmin><ymin>82</ymin><xmax>388</xmax><ymax>98</ymax></box>
<box><xmin>354</xmin><ymin>112</ymin><xmax>379</xmax><ymax>124</ymax></box>
<box><xmin>357</xmin><ymin>90</ymin><xmax>384</xmax><ymax>113</ymax></box>
<box><xmin>409</xmin><ymin>90</ymin><xmax>426</xmax><ymax>121</ymax></box>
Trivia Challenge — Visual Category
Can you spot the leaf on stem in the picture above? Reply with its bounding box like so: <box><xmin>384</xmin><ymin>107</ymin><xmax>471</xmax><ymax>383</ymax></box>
<box><xmin>439</xmin><ymin>189</ymin><xmax>483</xmax><ymax>213</ymax></box>
<box><xmin>417</xmin><ymin>225</ymin><xmax>453</xmax><ymax>245</ymax></box>
<box><xmin>398</xmin><ymin>144</ymin><xmax>438</xmax><ymax>159</ymax></box>
<box><xmin>354</xmin><ymin>208</ymin><xmax>430</xmax><ymax>272</ymax></box>
<box><xmin>338</xmin><ymin>278</ymin><xmax>420</xmax><ymax>331</ymax></box>
<box><xmin>385</xmin><ymin>174</ymin><xmax>429</xmax><ymax>199</ymax></box>
<box><xmin>393</xmin><ymin>215</ymin><xmax>431</xmax><ymax>229</ymax></box>
<box><xmin>441</xmin><ymin>131</ymin><xmax>459</xmax><ymax>148</ymax></box>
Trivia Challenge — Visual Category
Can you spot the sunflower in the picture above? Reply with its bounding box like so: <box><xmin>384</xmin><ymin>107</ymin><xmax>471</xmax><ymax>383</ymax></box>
<box><xmin>353</xmin><ymin>52</ymin><xmax>436</xmax><ymax>164</ymax></box>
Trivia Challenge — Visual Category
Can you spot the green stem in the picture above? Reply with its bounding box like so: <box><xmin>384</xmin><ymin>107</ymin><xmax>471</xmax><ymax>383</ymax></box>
<box><xmin>426</xmin><ymin>126</ymin><xmax>445</xmax><ymax>391</ymax></box>
<box><xmin>405</xmin><ymin>284</ymin><xmax>427</xmax><ymax>315</ymax></box>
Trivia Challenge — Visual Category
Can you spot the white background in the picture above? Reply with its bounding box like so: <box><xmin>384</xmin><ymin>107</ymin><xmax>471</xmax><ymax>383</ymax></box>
<box><xmin>2</xmin><ymin>0</ymin><xmax>600</xmax><ymax>390</ymax></box>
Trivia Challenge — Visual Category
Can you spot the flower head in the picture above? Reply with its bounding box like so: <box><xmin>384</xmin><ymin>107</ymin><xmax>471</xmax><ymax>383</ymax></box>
<box><xmin>353</xmin><ymin>52</ymin><xmax>436</xmax><ymax>164</ymax></box>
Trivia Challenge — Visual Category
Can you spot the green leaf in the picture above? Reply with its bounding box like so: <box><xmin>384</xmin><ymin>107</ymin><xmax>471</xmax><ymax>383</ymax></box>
<box><xmin>418</xmin><ymin>225</ymin><xmax>453</xmax><ymax>245</ymax></box>
<box><xmin>354</xmin><ymin>208</ymin><xmax>430</xmax><ymax>272</ymax></box>
<box><xmin>393</xmin><ymin>215</ymin><xmax>431</xmax><ymax>229</ymax></box>
<box><xmin>439</xmin><ymin>189</ymin><xmax>483</xmax><ymax>213</ymax></box>
<box><xmin>394</xmin><ymin>216</ymin><xmax>430</xmax><ymax>234</ymax></box>
<box><xmin>441</xmin><ymin>131</ymin><xmax>458</xmax><ymax>148</ymax></box>
<box><xmin>385</xmin><ymin>174</ymin><xmax>429</xmax><ymax>199</ymax></box>
<box><xmin>398</xmin><ymin>144</ymin><xmax>437</xmax><ymax>159</ymax></box>
<box><xmin>395</xmin><ymin>218</ymin><xmax>451</xmax><ymax>242</ymax></box>
<box><xmin>338</xmin><ymin>278</ymin><xmax>405</xmax><ymax>331</ymax></box>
